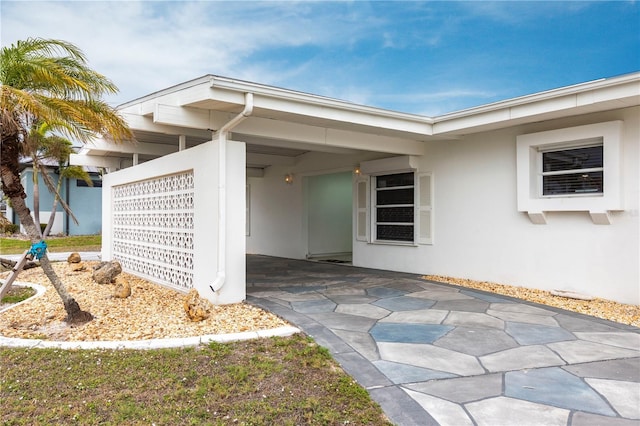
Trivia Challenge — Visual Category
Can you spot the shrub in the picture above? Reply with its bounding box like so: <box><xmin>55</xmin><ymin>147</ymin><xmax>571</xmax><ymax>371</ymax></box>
<box><xmin>1</xmin><ymin>223</ymin><xmax>19</xmax><ymax>234</ymax></box>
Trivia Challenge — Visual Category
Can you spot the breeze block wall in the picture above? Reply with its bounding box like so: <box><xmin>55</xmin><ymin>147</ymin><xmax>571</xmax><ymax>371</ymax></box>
<box><xmin>102</xmin><ymin>140</ymin><xmax>246</xmax><ymax>305</ymax></box>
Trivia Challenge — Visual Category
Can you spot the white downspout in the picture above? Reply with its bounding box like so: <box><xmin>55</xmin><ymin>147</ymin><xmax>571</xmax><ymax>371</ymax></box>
<box><xmin>209</xmin><ymin>92</ymin><xmax>254</xmax><ymax>294</ymax></box>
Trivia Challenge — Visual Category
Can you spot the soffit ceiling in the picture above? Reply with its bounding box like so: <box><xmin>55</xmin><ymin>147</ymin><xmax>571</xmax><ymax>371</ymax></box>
<box><xmin>128</xmin><ymin>129</ymin><xmax>310</xmax><ymax>169</ymax></box>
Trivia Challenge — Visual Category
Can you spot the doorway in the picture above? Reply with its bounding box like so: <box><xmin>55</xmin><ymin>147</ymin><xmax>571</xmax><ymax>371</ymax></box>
<box><xmin>305</xmin><ymin>171</ymin><xmax>353</xmax><ymax>262</ymax></box>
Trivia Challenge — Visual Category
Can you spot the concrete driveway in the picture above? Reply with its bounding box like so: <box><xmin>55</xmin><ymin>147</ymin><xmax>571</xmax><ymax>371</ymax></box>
<box><xmin>246</xmin><ymin>255</ymin><xmax>640</xmax><ymax>426</ymax></box>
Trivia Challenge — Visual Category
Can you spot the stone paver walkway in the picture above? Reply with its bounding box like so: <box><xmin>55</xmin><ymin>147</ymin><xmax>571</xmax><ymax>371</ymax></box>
<box><xmin>246</xmin><ymin>255</ymin><xmax>640</xmax><ymax>426</ymax></box>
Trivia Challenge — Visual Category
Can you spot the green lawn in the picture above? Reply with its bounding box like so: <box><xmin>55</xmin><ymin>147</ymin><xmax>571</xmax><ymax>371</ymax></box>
<box><xmin>0</xmin><ymin>235</ymin><xmax>101</xmax><ymax>255</ymax></box>
<box><xmin>0</xmin><ymin>335</ymin><xmax>391</xmax><ymax>425</ymax></box>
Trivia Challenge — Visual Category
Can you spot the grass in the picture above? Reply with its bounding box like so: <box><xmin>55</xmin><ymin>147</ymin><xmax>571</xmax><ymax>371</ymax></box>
<box><xmin>0</xmin><ymin>335</ymin><xmax>392</xmax><ymax>425</ymax></box>
<box><xmin>0</xmin><ymin>235</ymin><xmax>101</xmax><ymax>255</ymax></box>
<box><xmin>1</xmin><ymin>286</ymin><xmax>36</xmax><ymax>304</ymax></box>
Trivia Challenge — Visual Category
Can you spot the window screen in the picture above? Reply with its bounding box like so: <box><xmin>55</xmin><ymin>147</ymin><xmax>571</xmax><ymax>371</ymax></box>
<box><xmin>542</xmin><ymin>145</ymin><xmax>603</xmax><ymax>196</ymax></box>
<box><xmin>374</xmin><ymin>172</ymin><xmax>414</xmax><ymax>242</ymax></box>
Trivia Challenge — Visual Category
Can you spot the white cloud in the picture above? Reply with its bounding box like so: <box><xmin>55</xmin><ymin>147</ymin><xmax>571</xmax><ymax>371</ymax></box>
<box><xmin>2</xmin><ymin>1</ymin><xmax>389</xmax><ymax>105</ymax></box>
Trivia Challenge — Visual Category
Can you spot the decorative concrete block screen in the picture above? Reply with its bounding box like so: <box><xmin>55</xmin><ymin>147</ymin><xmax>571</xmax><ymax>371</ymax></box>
<box><xmin>111</xmin><ymin>171</ymin><xmax>195</xmax><ymax>291</ymax></box>
<box><xmin>102</xmin><ymin>140</ymin><xmax>247</xmax><ymax>304</ymax></box>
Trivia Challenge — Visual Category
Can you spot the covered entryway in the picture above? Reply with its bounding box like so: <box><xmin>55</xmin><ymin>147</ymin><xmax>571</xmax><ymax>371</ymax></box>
<box><xmin>74</xmin><ymin>75</ymin><xmax>430</xmax><ymax>304</ymax></box>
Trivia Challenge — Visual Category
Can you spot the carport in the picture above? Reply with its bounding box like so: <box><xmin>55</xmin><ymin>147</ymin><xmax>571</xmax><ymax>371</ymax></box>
<box><xmin>72</xmin><ymin>75</ymin><xmax>434</xmax><ymax>304</ymax></box>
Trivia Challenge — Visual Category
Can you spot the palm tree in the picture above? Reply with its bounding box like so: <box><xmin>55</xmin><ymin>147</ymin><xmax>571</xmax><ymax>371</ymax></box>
<box><xmin>1</xmin><ymin>38</ymin><xmax>132</xmax><ymax>323</ymax></box>
<box><xmin>24</xmin><ymin>121</ymin><xmax>91</xmax><ymax>238</ymax></box>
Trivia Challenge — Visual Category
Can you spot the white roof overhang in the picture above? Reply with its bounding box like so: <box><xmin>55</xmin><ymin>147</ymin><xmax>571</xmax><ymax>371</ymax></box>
<box><xmin>432</xmin><ymin>73</ymin><xmax>640</xmax><ymax>135</ymax></box>
<box><xmin>73</xmin><ymin>72</ymin><xmax>639</xmax><ymax>170</ymax></box>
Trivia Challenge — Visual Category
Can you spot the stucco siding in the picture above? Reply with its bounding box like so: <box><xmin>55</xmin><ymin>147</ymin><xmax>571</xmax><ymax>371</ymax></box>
<box><xmin>353</xmin><ymin>107</ymin><xmax>639</xmax><ymax>304</ymax></box>
<box><xmin>67</xmin><ymin>182</ymin><xmax>102</xmax><ymax>235</ymax></box>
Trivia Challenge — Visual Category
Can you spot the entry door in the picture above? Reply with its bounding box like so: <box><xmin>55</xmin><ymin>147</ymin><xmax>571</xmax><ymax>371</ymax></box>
<box><xmin>307</xmin><ymin>172</ymin><xmax>353</xmax><ymax>257</ymax></box>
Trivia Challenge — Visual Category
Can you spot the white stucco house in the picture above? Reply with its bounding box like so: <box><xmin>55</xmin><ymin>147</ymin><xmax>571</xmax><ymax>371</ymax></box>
<box><xmin>71</xmin><ymin>73</ymin><xmax>640</xmax><ymax>305</ymax></box>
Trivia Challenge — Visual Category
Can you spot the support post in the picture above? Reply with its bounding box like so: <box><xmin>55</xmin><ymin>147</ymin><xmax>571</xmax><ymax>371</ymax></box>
<box><xmin>0</xmin><ymin>250</ymin><xmax>32</xmax><ymax>300</ymax></box>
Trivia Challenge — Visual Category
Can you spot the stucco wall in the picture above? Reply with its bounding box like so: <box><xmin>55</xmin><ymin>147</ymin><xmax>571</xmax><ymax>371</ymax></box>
<box><xmin>246</xmin><ymin>151</ymin><xmax>382</xmax><ymax>259</ymax></box>
<box><xmin>246</xmin><ymin>173</ymin><xmax>304</xmax><ymax>258</ymax></box>
<box><xmin>354</xmin><ymin>107</ymin><xmax>639</xmax><ymax>304</ymax></box>
<box><xmin>16</xmin><ymin>170</ymin><xmax>102</xmax><ymax>235</ymax></box>
<box><xmin>67</xmin><ymin>181</ymin><xmax>102</xmax><ymax>235</ymax></box>
<box><xmin>245</xmin><ymin>108</ymin><xmax>638</xmax><ymax>304</ymax></box>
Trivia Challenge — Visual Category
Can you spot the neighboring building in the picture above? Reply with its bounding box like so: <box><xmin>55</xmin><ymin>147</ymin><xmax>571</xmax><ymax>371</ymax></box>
<box><xmin>72</xmin><ymin>73</ymin><xmax>640</xmax><ymax>305</ymax></box>
<box><xmin>7</xmin><ymin>161</ymin><xmax>103</xmax><ymax>236</ymax></box>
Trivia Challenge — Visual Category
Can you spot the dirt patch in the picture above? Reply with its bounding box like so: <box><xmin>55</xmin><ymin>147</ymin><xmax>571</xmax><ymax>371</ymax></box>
<box><xmin>0</xmin><ymin>261</ymin><xmax>289</xmax><ymax>341</ymax></box>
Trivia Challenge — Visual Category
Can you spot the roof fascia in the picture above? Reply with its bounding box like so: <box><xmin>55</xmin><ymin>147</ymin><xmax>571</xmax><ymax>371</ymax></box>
<box><xmin>208</xmin><ymin>75</ymin><xmax>433</xmax><ymax>124</ymax></box>
<box><xmin>432</xmin><ymin>72</ymin><xmax>640</xmax><ymax>134</ymax></box>
<box><xmin>117</xmin><ymin>75</ymin><xmax>213</xmax><ymax>109</ymax></box>
<box><xmin>200</xmin><ymin>76</ymin><xmax>434</xmax><ymax>136</ymax></box>
<box><xmin>117</xmin><ymin>72</ymin><xmax>639</xmax><ymax>141</ymax></box>
<box><xmin>119</xmin><ymin>75</ymin><xmax>434</xmax><ymax>137</ymax></box>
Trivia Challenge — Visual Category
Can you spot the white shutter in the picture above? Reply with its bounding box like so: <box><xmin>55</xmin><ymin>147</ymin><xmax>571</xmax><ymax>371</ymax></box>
<box><xmin>417</xmin><ymin>172</ymin><xmax>433</xmax><ymax>244</ymax></box>
<box><xmin>355</xmin><ymin>177</ymin><xmax>369</xmax><ymax>242</ymax></box>
<box><xmin>246</xmin><ymin>184</ymin><xmax>251</xmax><ymax>236</ymax></box>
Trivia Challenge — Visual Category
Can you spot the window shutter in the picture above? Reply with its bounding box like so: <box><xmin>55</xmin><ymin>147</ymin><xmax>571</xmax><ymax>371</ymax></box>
<box><xmin>355</xmin><ymin>177</ymin><xmax>369</xmax><ymax>242</ymax></box>
<box><xmin>246</xmin><ymin>184</ymin><xmax>251</xmax><ymax>237</ymax></box>
<box><xmin>417</xmin><ymin>172</ymin><xmax>433</xmax><ymax>244</ymax></box>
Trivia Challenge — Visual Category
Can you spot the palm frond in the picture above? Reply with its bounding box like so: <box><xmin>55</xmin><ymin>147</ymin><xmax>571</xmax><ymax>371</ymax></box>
<box><xmin>1</xmin><ymin>37</ymin><xmax>132</xmax><ymax>145</ymax></box>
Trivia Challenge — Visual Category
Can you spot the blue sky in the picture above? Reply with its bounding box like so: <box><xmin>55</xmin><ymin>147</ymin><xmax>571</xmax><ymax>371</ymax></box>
<box><xmin>2</xmin><ymin>1</ymin><xmax>639</xmax><ymax>115</ymax></box>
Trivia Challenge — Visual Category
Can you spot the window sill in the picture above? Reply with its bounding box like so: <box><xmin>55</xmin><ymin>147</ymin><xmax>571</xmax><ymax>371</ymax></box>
<box><xmin>369</xmin><ymin>241</ymin><xmax>419</xmax><ymax>247</ymax></box>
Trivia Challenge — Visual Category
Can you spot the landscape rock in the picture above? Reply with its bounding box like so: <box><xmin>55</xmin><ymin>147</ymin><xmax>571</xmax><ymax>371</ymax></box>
<box><xmin>92</xmin><ymin>261</ymin><xmax>122</xmax><ymax>284</ymax></box>
<box><xmin>67</xmin><ymin>252</ymin><xmax>82</xmax><ymax>263</ymax></box>
<box><xmin>0</xmin><ymin>261</ymin><xmax>291</xmax><ymax>341</ymax></box>
<box><xmin>71</xmin><ymin>261</ymin><xmax>86</xmax><ymax>272</ymax></box>
<box><xmin>113</xmin><ymin>278</ymin><xmax>131</xmax><ymax>298</ymax></box>
<box><xmin>184</xmin><ymin>288</ymin><xmax>213</xmax><ymax>321</ymax></box>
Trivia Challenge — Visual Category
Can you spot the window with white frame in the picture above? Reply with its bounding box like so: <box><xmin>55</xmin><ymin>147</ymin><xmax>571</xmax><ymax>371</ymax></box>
<box><xmin>516</xmin><ymin>121</ymin><xmax>622</xmax><ymax>224</ymax></box>
<box><xmin>373</xmin><ymin>172</ymin><xmax>415</xmax><ymax>242</ymax></box>
<box><xmin>355</xmin><ymin>162</ymin><xmax>433</xmax><ymax>245</ymax></box>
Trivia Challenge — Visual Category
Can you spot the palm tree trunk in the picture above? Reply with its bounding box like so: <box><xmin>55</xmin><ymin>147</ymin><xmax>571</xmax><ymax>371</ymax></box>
<box><xmin>1</xmin><ymin>133</ymin><xmax>92</xmax><ymax>324</ymax></box>
<box><xmin>43</xmin><ymin>176</ymin><xmax>62</xmax><ymax>237</ymax></box>
<box><xmin>32</xmin><ymin>165</ymin><xmax>42</xmax><ymax>237</ymax></box>
<box><xmin>39</xmin><ymin>254</ymin><xmax>93</xmax><ymax>323</ymax></box>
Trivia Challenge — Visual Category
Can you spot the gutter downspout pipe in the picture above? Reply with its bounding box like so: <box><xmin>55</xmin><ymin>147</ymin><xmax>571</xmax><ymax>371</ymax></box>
<box><xmin>209</xmin><ymin>92</ymin><xmax>253</xmax><ymax>294</ymax></box>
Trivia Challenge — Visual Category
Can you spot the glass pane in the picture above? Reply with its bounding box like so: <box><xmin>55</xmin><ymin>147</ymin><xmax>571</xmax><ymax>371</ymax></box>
<box><xmin>376</xmin><ymin>224</ymin><xmax>414</xmax><ymax>241</ymax></box>
<box><xmin>543</xmin><ymin>146</ymin><xmax>603</xmax><ymax>172</ymax></box>
<box><xmin>377</xmin><ymin>206</ymin><xmax>414</xmax><ymax>223</ymax></box>
<box><xmin>377</xmin><ymin>188</ymin><xmax>413</xmax><ymax>205</ymax></box>
<box><xmin>376</xmin><ymin>172</ymin><xmax>414</xmax><ymax>188</ymax></box>
<box><xmin>543</xmin><ymin>171</ymin><xmax>603</xmax><ymax>195</ymax></box>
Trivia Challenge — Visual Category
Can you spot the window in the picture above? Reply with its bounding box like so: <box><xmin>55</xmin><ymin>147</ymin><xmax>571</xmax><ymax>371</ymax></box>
<box><xmin>76</xmin><ymin>179</ymin><xmax>102</xmax><ymax>187</ymax></box>
<box><xmin>356</xmin><ymin>156</ymin><xmax>433</xmax><ymax>244</ymax></box>
<box><xmin>516</xmin><ymin>121</ymin><xmax>622</xmax><ymax>224</ymax></box>
<box><xmin>374</xmin><ymin>172</ymin><xmax>415</xmax><ymax>242</ymax></box>
<box><xmin>541</xmin><ymin>144</ymin><xmax>603</xmax><ymax>196</ymax></box>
